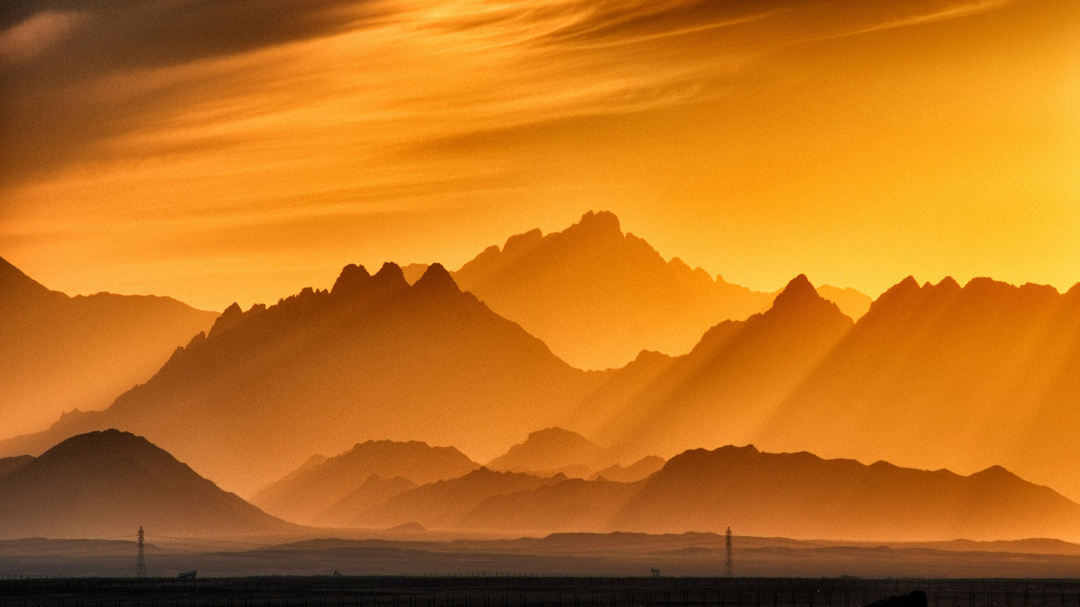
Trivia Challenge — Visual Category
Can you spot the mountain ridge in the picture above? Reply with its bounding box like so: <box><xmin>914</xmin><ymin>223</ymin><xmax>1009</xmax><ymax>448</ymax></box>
<box><xmin>0</xmin><ymin>263</ymin><xmax>603</xmax><ymax>494</ymax></box>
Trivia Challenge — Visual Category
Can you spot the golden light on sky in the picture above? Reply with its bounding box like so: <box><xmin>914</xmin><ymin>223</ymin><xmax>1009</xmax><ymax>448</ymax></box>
<box><xmin>1</xmin><ymin>0</ymin><xmax>1078</xmax><ymax>310</ymax></box>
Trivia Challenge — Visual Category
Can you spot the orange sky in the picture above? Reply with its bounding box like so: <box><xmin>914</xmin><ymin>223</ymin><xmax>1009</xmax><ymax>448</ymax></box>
<box><xmin>1</xmin><ymin>0</ymin><xmax>1078</xmax><ymax>311</ymax></box>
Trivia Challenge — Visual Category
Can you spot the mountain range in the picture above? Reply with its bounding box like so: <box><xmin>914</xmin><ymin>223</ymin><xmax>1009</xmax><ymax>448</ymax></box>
<box><xmin>5</xmin><ymin>210</ymin><xmax>1080</xmax><ymax>511</ymax></box>
<box><xmin>0</xmin><ymin>263</ymin><xmax>602</xmax><ymax>494</ymax></box>
<box><xmin>566</xmin><ymin>274</ymin><xmax>855</xmax><ymax>455</ymax></box>
<box><xmin>0</xmin><ymin>256</ymin><xmax>217</xmax><ymax>438</ymax></box>
<box><xmin>759</xmin><ymin>276</ymin><xmax>1080</xmax><ymax>501</ymax></box>
<box><xmin>409</xmin><ymin>211</ymin><xmax>871</xmax><ymax>369</ymax></box>
<box><xmin>3</xmin><ymin>429</ymin><xmax>1079</xmax><ymax>543</ymax></box>
<box><xmin>0</xmin><ymin>430</ymin><xmax>290</xmax><ymax>539</ymax></box>
<box><xmin>251</xmin><ymin>440</ymin><xmax>479</xmax><ymax>524</ymax></box>
<box><xmin>329</xmin><ymin>443</ymin><xmax>1080</xmax><ymax>541</ymax></box>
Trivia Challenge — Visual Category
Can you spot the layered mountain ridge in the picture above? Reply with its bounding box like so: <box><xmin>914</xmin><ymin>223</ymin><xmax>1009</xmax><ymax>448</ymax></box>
<box><xmin>0</xmin><ymin>263</ymin><xmax>602</xmax><ymax>494</ymax></box>
<box><xmin>445</xmin><ymin>211</ymin><xmax>869</xmax><ymax>369</ymax></box>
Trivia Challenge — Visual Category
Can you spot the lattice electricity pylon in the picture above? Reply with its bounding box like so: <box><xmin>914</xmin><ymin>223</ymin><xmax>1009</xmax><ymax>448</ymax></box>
<box><xmin>136</xmin><ymin>526</ymin><xmax>146</xmax><ymax>577</ymax></box>
<box><xmin>724</xmin><ymin>527</ymin><xmax>734</xmax><ymax>578</ymax></box>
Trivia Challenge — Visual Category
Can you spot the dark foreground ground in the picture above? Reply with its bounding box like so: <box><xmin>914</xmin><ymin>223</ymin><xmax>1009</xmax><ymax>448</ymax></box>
<box><xmin>2</xmin><ymin>576</ymin><xmax>1080</xmax><ymax>607</ymax></box>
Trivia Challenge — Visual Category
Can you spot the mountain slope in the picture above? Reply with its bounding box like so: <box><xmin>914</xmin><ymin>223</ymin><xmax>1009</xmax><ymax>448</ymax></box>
<box><xmin>0</xmin><ymin>256</ymin><xmax>217</xmax><ymax>438</ymax></box>
<box><xmin>0</xmin><ymin>263</ymin><xmax>601</xmax><ymax>494</ymax></box>
<box><xmin>451</xmin><ymin>211</ymin><xmax>777</xmax><ymax>369</ymax></box>
<box><xmin>0</xmin><ymin>430</ymin><xmax>291</xmax><ymax>539</ymax></box>
<box><xmin>252</xmin><ymin>440</ymin><xmax>478</xmax><ymax>524</ymax></box>
<box><xmin>761</xmin><ymin>276</ymin><xmax>1080</xmax><ymax>501</ymax></box>
<box><xmin>486</xmin><ymin>427</ymin><xmax>642</xmax><ymax>476</ymax></box>
<box><xmin>569</xmin><ymin>274</ymin><xmax>854</xmax><ymax>456</ymax></box>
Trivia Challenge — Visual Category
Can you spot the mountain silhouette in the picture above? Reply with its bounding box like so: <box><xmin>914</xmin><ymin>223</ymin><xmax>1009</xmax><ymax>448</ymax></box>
<box><xmin>0</xmin><ymin>430</ymin><xmax>292</xmax><ymax>539</ymax></box>
<box><xmin>0</xmin><ymin>263</ymin><xmax>600</xmax><ymax>494</ymax></box>
<box><xmin>0</xmin><ymin>256</ymin><xmax>217</xmax><ymax>439</ymax></box>
<box><xmin>355</xmin><ymin>467</ymin><xmax>566</xmax><ymax>530</ymax></box>
<box><xmin>434</xmin><ymin>211</ymin><xmax>870</xmax><ymax>369</ymax></box>
<box><xmin>444</xmin><ymin>445</ymin><xmax>1080</xmax><ymax>541</ymax></box>
<box><xmin>449</xmin><ymin>211</ymin><xmax>777</xmax><ymax>369</ymax></box>
<box><xmin>569</xmin><ymin>274</ymin><xmax>855</xmax><ymax>456</ymax></box>
<box><xmin>610</xmin><ymin>445</ymin><xmax>1080</xmax><ymax>541</ymax></box>
<box><xmin>486</xmin><ymin>427</ymin><xmax>644</xmax><ymax>477</ymax></box>
<box><xmin>252</xmin><ymin>439</ymin><xmax>478</xmax><ymax>524</ymax></box>
<box><xmin>760</xmin><ymin>275</ymin><xmax>1080</xmax><ymax>502</ymax></box>
<box><xmin>319</xmin><ymin>443</ymin><xmax>1080</xmax><ymax>541</ymax></box>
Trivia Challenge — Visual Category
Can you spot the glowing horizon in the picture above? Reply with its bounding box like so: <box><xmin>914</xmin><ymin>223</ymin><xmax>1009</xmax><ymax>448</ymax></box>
<box><xmin>1</xmin><ymin>0</ymin><xmax>1077</xmax><ymax>312</ymax></box>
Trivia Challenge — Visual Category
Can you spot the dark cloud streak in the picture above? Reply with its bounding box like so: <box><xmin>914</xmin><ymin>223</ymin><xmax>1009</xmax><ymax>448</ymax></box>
<box><xmin>0</xmin><ymin>0</ymin><xmax>379</xmax><ymax>186</ymax></box>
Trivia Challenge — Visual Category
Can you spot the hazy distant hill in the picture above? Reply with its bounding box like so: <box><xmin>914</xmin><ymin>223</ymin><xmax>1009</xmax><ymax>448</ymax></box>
<box><xmin>611</xmin><ymin>445</ymin><xmax>1080</xmax><ymax>541</ymax></box>
<box><xmin>570</xmin><ymin>274</ymin><xmax>854</xmax><ymax>456</ymax></box>
<box><xmin>761</xmin><ymin>276</ymin><xmax>1080</xmax><ymax>502</ymax></box>
<box><xmin>0</xmin><ymin>430</ymin><xmax>291</xmax><ymax>539</ymax></box>
<box><xmin>0</xmin><ymin>263</ymin><xmax>600</xmax><ymax>494</ymax></box>
<box><xmin>451</xmin><ymin>445</ymin><xmax>1080</xmax><ymax>541</ymax></box>
<box><xmin>356</xmin><ymin>468</ymin><xmax>566</xmax><ymax>530</ymax></box>
<box><xmin>486</xmin><ymin>427</ymin><xmax>644</xmax><ymax>477</ymax></box>
<box><xmin>0</xmin><ymin>256</ymin><xmax>217</xmax><ymax>439</ymax></box>
<box><xmin>252</xmin><ymin>440</ymin><xmax>478</xmax><ymax>524</ymax></box>
<box><xmin>450</xmin><ymin>211</ymin><xmax>776</xmax><ymax>369</ymax></box>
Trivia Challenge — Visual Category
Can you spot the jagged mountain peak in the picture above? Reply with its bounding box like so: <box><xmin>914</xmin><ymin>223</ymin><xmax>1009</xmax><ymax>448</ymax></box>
<box><xmin>570</xmin><ymin>210</ymin><xmax>622</xmax><ymax>237</ymax></box>
<box><xmin>372</xmin><ymin>262</ymin><xmax>408</xmax><ymax>288</ymax></box>
<box><xmin>770</xmin><ymin>274</ymin><xmax>848</xmax><ymax>321</ymax></box>
<box><xmin>933</xmin><ymin>276</ymin><xmax>961</xmax><ymax>291</ymax></box>
<box><xmin>413</xmin><ymin>263</ymin><xmax>459</xmax><ymax>294</ymax></box>
<box><xmin>331</xmin><ymin>263</ymin><xmax>371</xmax><ymax>295</ymax></box>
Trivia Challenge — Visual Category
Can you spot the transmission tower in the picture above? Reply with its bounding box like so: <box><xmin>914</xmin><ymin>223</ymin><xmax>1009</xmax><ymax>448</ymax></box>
<box><xmin>136</xmin><ymin>526</ymin><xmax>146</xmax><ymax>577</ymax></box>
<box><xmin>724</xmin><ymin>527</ymin><xmax>734</xmax><ymax>578</ymax></box>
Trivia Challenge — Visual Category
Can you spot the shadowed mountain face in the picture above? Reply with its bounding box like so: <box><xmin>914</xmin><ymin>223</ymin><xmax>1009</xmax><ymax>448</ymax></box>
<box><xmin>0</xmin><ymin>430</ymin><xmax>291</xmax><ymax>539</ymax></box>
<box><xmin>486</xmin><ymin>427</ymin><xmax>644</xmax><ymax>477</ymax></box>
<box><xmin>451</xmin><ymin>211</ymin><xmax>777</xmax><ymax>369</ymax></box>
<box><xmin>252</xmin><ymin>440</ymin><xmax>478</xmax><ymax>525</ymax></box>
<box><xmin>0</xmin><ymin>256</ymin><xmax>218</xmax><ymax>439</ymax></box>
<box><xmin>0</xmin><ymin>263</ymin><xmax>600</xmax><ymax>494</ymax></box>
<box><xmin>569</xmin><ymin>274</ymin><xmax>855</xmax><ymax>456</ymax></box>
<box><xmin>760</xmin><ymin>276</ymin><xmax>1080</xmax><ymax>502</ymax></box>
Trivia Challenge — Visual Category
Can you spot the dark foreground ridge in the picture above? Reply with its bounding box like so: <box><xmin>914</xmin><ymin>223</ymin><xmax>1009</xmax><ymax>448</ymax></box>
<box><xmin>1</xmin><ymin>577</ymin><xmax>1077</xmax><ymax>607</ymax></box>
